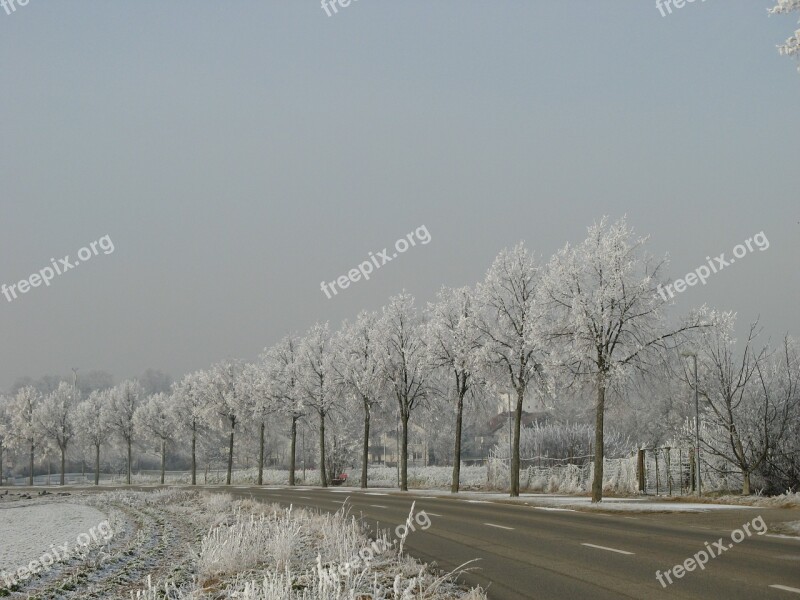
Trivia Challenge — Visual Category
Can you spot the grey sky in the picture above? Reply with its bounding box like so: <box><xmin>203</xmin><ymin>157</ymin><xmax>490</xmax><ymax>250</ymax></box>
<box><xmin>1</xmin><ymin>1</ymin><xmax>798</xmax><ymax>390</ymax></box>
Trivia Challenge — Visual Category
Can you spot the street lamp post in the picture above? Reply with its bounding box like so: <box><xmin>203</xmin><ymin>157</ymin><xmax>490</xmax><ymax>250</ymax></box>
<box><xmin>681</xmin><ymin>352</ymin><xmax>701</xmax><ymax>496</ymax></box>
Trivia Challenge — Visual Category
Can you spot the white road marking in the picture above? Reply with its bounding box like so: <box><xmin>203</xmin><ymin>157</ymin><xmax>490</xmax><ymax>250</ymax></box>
<box><xmin>418</xmin><ymin>496</ymin><xmax>437</xmax><ymax>499</ymax></box>
<box><xmin>298</xmin><ymin>496</ymin><xmax>312</xmax><ymax>499</ymax></box>
<box><xmin>581</xmin><ymin>543</ymin><xmax>634</xmax><ymax>555</ymax></box>
<box><xmin>370</xmin><ymin>504</ymin><xmax>388</xmax><ymax>509</ymax></box>
<box><xmin>484</xmin><ymin>523</ymin><xmax>514</xmax><ymax>530</ymax></box>
<box><xmin>365</xmin><ymin>492</ymin><xmax>388</xmax><ymax>496</ymax></box>
<box><xmin>329</xmin><ymin>489</ymin><xmax>350</xmax><ymax>493</ymax></box>
<box><xmin>770</xmin><ymin>585</ymin><xmax>800</xmax><ymax>594</ymax></box>
<box><xmin>425</xmin><ymin>512</ymin><xmax>443</xmax><ymax>517</ymax></box>
<box><xmin>466</xmin><ymin>500</ymin><xmax>490</xmax><ymax>504</ymax></box>
<box><xmin>767</xmin><ymin>534</ymin><xmax>800</xmax><ymax>542</ymax></box>
<box><xmin>534</xmin><ymin>507</ymin><xmax>576</xmax><ymax>512</ymax></box>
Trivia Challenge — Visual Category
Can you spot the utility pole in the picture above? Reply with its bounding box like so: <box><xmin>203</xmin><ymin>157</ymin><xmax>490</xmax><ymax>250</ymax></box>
<box><xmin>506</xmin><ymin>393</ymin><xmax>512</xmax><ymax>468</ymax></box>
<box><xmin>681</xmin><ymin>352</ymin><xmax>702</xmax><ymax>496</ymax></box>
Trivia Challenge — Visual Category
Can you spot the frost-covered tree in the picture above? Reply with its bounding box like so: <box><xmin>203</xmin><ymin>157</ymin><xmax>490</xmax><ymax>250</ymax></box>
<box><xmin>688</xmin><ymin>316</ymin><xmax>798</xmax><ymax>495</ymax></box>
<box><xmin>324</xmin><ymin>409</ymin><xmax>360</xmax><ymax>479</ymax></box>
<box><xmin>751</xmin><ymin>336</ymin><xmax>799</xmax><ymax>493</ymax></box>
<box><xmin>134</xmin><ymin>392</ymin><xmax>176</xmax><ymax>484</ymax></box>
<box><xmin>543</xmin><ymin>217</ymin><xmax>708</xmax><ymax>502</ymax></box>
<box><xmin>6</xmin><ymin>386</ymin><xmax>43</xmax><ymax>485</ymax></box>
<box><xmin>262</xmin><ymin>334</ymin><xmax>304</xmax><ymax>485</ymax></box>
<box><xmin>298</xmin><ymin>323</ymin><xmax>337</xmax><ymax>487</ymax></box>
<box><xmin>75</xmin><ymin>389</ymin><xmax>113</xmax><ymax>485</ymax></box>
<box><xmin>239</xmin><ymin>361</ymin><xmax>275</xmax><ymax>485</ymax></box>
<box><xmin>109</xmin><ymin>379</ymin><xmax>144</xmax><ymax>484</ymax></box>
<box><xmin>0</xmin><ymin>396</ymin><xmax>9</xmax><ymax>485</ymax></box>
<box><xmin>35</xmin><ymin>382</ymin><xmax>79</xmax><ymax>485</ymax></box>
<box><xmin>333</xmin><ymin>311</ymin><xmax>385</xmax><ymax>489</ymax></box>
<box><xmin>476</xmin><ymin>244</ymin><xmax>547</xmax><ymax>497</ymax></box>
<box><xmin>172</xmin><ymin>371</ymin><xmax>209</xmax><ymax>485</ymax></box>
<box><xmin>770</xmin><ymin>0</ymin><xmax>800</xmax><ymax>68</ymax></box>
<box><xmin>199</xmin><ymin>360</ymin><xmax>245</xmax><ymax>485</ymax></box>
<box><xmin>426</xmin><ymin>286</ymin><xmax>484</xmax><ymax>493</ymax></box>
<box><xmin>377</xmin><ymin>293</ymin><xmax>430</xmax><ymax>491</ymax></box>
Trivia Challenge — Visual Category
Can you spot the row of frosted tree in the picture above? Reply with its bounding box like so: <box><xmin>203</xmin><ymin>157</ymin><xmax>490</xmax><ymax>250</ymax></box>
<box><xmin>1</xmin><ymin>217</ymin><xmax>798</xmax><ymax>500</ymax></box>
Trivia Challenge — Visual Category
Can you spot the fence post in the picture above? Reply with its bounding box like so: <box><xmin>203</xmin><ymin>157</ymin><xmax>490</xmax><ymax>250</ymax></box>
<box><xmin>654</xmin><ymin>450</ymin><xmax>660</xmax><ymax>495</ymax></box>
<box><xmin>665</xmin><ymin>447</ymin><xmax>672</xmax><ymax>496</ymax></box>
<box><xmin>637</xmin><ymin>449</ymin><xmax>645</xmax><ymax>493</ymax></box>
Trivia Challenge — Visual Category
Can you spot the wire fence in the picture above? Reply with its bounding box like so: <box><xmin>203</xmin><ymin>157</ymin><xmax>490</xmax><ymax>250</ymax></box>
<box><xmin>487</xmin><ymin>445</ymin><xmax>743</xmax><ymax>495</ymax></box>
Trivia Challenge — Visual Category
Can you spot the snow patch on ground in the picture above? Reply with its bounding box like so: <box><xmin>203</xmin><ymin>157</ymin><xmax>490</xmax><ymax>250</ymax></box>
<box><xmin>0</xmin><ymin>502</ymin><xmax>109</xmax><ymax>571</ymax></box>
<box><xmin>770</xmin><ymin>520</ymin><xmax>800</xmax><ymax>537</ymax></box>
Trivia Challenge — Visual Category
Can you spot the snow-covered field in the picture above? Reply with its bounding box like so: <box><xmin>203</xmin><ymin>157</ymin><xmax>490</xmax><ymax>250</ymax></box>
<box><xmin>0</xmin><ymin>489</ymin><xmax>487</xmax><ymax>599</ymax></box>
<box><xmin>0</xmin><ymin>497</ymin><xmax>109</xmax><ymax>574</ymax></box>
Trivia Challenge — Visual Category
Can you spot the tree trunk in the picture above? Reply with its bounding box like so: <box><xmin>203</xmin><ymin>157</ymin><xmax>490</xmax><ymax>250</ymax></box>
<box><xmin>160</xmin><ymin>439</ymin><xmax>166</xmax><ymax>485</ymax></box>
<box><xmin>400</xmin><ymin>413</ymin><xmax>409</xmax><ymax>491</ymax></box>
<box><xmin>258</xmin><ymin>422</ymin><xmax>265</xmax><ymax>486</ymax></box>
<box><xmin>742</xmin><ymin>471</ymin><xmax>751</xmax><ymax>495</ymax></box>
<box><xmin>361</xmin><ymin>402</ymin><xmax>370</xmax><ymax>489</ymax></box>
<box><xmin>29</xmin><ymin>443</ymin><xmax>35</xmax><ymax>486</ymax></box>
<box><xmin>60</xmin><ymin>446</ymin><xmax>66</xmax><ymax>485</ymax></box>
<box><xmin>319</xmin><ymin>412</ymin><xmax>328</xmax><ymax>487</ymax></box>
<box><xmin>591</xmin><ymin>374</ymin><xmax>606</xmax><ymax>503</ymax></box>
<box><xmin>127</xmin><ymin>438</ymin><xmax>132</xmax><ymax>485</ymax></box>
<box><xmin>452</xmin><ymin>392</ymin><xmax>465</xmax><ymax>494</ymax></box>
<box><xmin>95</xmin><ymin>443</ymin><xmax>100</xmax><ymax>485</ymax></box>
<box><xmin>510</xmin><ymin>385</ymin><xmax>524</xmax><ymax>497</ymax></box>
<box><xmin>226</xmin><ymin>416</ymin><xmax>235</xmax><ymax>485</ymax></box>
<box><xmin>289</xmin><ymin>416</ymin><xmax>297</xmax><ymax>486</ymax></box>
<box><xmin>191</xmin><ymin>428</ymin><xmax>197</xmax><ymax>486</ymax></box>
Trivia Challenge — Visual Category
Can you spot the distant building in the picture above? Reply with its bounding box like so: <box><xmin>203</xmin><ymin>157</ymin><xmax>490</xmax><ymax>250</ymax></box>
<box><xmin>370</xmin><ymin>422</ymin><xmax>430</xmax><ymax>467</ymax></box>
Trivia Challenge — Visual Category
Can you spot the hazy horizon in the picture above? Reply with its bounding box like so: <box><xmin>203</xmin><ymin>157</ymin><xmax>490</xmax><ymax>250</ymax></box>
<box><xmin>2</xmin><ymin>1</ymin><xmax>798</xmax><ymax>391</ymax></box>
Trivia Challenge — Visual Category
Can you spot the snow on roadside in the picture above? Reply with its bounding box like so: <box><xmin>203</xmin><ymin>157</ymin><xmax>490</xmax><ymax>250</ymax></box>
<box><xmin>371</xmin><ymin>488</ymin><xmax>758</xmax><ymax>513</ymax></box>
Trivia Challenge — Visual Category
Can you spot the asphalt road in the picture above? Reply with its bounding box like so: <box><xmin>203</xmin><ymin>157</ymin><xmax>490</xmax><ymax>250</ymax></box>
<box><xmin>12</xmin><ymin>484</ymin><xmax>800</xmax><ymax>600</ymax></box>
<box><xmin>213</xmin><ymin>484</ymin><xmax>800</xmax><ymax>600</ymax></box>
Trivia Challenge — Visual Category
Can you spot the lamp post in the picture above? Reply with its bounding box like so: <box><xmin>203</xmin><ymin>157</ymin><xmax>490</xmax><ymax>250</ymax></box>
<box><xmin>681</xmin><ymin>351</ymin><xmax>701</xmax><ymax>496</ymax></box>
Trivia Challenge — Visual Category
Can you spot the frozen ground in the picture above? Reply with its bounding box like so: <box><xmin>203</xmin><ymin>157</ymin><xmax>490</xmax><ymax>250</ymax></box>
<box><xmin>0</xmin><ymin>489</ymin><xmax>487</xmax><ymax>599</ymax></box>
